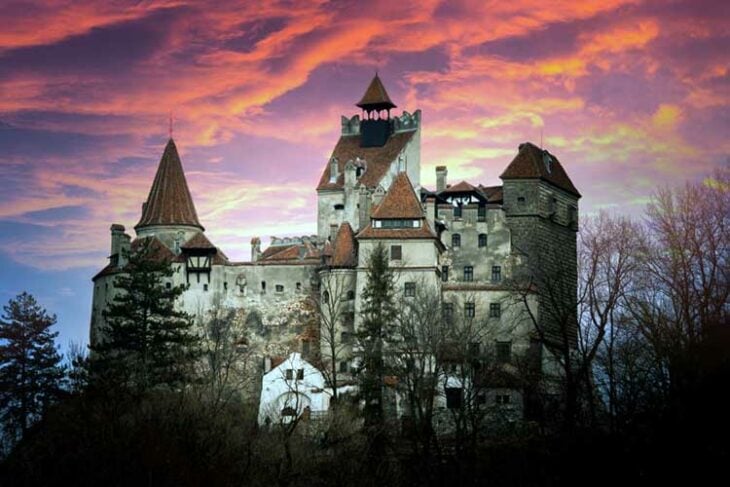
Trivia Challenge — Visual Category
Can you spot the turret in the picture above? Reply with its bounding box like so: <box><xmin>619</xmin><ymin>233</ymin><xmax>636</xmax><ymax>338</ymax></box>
<box><xmin>356</xmin><ymin>74</ymin><xmax>396</xmax><ymax>148</ymax></box>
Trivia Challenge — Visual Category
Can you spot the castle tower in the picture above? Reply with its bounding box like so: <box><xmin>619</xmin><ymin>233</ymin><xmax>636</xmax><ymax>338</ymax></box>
<box><xmin>135</xmin><ymin>138</ymin><xmax>204</xmax><ymax>249</ymax></box>
<box><xmin>317</xmin><ymin>75</ymin><xmax>422</xmax><ymax>239</ymax></box>
<box><xmin>500</xmin><ymin>142</ymin><xmax>581</xmax><ymax>346</ymax></box>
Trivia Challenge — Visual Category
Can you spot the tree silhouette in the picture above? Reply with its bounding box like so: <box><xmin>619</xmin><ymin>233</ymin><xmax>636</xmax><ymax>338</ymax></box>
<box><xmin>0</xmin><ymin>292</ymin><xmax>64</xmax><ymax>448</ymax></box>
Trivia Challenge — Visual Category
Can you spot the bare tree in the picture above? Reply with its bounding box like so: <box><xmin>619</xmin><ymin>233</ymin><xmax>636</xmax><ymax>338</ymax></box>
<box><xmin>577</xmin><ymin>212</ymin><xmax>643</xmax><ymax>428</ymax></box>
<box><xmin>310</xmin><ymin>270</ymin><xmax>354</xmax><ymax>405</ymax></box>
<box><xmin>627</xmin><ymin>170</ymin><xmax>729</xmax><ymax>420</ymax></box>
<box><xmin>196</xmin><ymin>298</ymin><xmax>256</xmax><ymax>414</ymax></box>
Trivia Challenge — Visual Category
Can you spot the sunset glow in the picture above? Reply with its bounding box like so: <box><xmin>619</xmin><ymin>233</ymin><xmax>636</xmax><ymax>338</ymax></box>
<box><xmin>1</xmin><ymin>0</ymin><xmax>728</xmax><ymax>345</ymax></box>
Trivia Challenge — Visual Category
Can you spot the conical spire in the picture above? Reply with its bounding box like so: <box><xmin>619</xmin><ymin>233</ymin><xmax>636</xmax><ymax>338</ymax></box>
<box><xmin>135</xmin><ymin>139</ymin><xmax>204</xmax><ymax>231</ymax></box>
<box><xmin>356</xmin><ymin>74</ymin><xmax>396</xmax><ymax>111</ymax></box>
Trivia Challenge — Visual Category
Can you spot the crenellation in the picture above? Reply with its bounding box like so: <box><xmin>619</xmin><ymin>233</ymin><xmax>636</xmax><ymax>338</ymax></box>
<box><xmin>90</xmin><ymin>76</ymin><xmax>580</xmax><ymax>433</ymax></box>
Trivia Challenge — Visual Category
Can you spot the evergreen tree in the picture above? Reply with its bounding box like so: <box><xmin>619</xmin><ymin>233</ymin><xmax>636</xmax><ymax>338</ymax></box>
<box><xmin>90</xmin><ymin>238</ymin><xmax>201</xmax><ymax>393</ymax></box>
<box><xmin>0</xmin><ymin>292</ymin><xmax>64</xmax><ymax>444</ymax></box>
<box><xmin>357</xmin><ymin>243</ymin><xmax>397</xmax><ymax>461</ymax></box>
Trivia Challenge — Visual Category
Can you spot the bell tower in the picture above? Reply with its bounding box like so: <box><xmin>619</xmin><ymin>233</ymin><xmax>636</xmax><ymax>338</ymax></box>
<box><xmin>356</xmin><ymin>74</ymin><xmax>396</xmax><ymax>148</ymax></box>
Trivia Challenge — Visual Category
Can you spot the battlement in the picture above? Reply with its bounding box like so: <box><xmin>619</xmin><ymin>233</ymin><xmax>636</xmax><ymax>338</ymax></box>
<box><xmin>340</xmin><ymin>110</ymin><xmax>421</xmax><ymax>136</ymax></box>
<box><xmin>269</xmin><ymin>235</ymin><xmax>325</xmax><ymax>247</ymax></box>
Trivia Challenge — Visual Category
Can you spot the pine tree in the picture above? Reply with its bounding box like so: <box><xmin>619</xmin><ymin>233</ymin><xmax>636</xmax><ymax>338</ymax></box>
<box><xmin>357</xmin><ymin>243</ymin><xmax>397</xmax><ymax>459</ymax></box>
<box><xmin>0</xmin><ymin>292</ymin><xmax>64</xmax><ymax>443</ymax></box>
<box><xmin>90</xmin><ymin>238</ymin><xmax>200</xmax><ymax>393</ymax></box>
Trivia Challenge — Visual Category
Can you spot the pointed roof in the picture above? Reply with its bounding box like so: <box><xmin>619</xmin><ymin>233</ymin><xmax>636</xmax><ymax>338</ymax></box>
<box><xmin>331</xmin><ymin>223</ymin><xmax>357</xmax><ymax>268</ymax></box>
<box><xmin>135</xmin><ymin>139</ymin><xmax>204</xmax><ymax>230</ymax></box>
<box><xmin>316</xmin><ymin>131</ymin><xmax>415</xmax><ymax>191</ymax></box>
<box><xmin>441</xmin><ymin>180</ymin><xmax>479</xmax><ymax>194</ymax></box>
<box><xmin>500</xmin><ymin>142</ymin><xmax>581</xmax><ymax>198</ymax></box>
<box><xmin>356</xmin><ymin>74</ymin><xmax>396</xmax><ymax>111</ymax></box>
<box><xmin>371</xmin><ymin>172</ymin><xmax>423</xmax><ymax>219</ymax></box>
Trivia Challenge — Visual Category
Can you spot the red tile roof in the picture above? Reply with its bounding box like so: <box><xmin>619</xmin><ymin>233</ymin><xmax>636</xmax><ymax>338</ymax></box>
<box><xmin>181</xmin><ymin>232</ymin><xmax>216</xmax><ymax>250</ymax></box>
<box><xmin>135</xmin><ymin>139</ymin><xmax>204</xmax><ymax>231</ymax></box>
<box><xmin>442</xmin><ymin>180</ymin><xmax>479</xmax><ymax>194</ymax></box>
<box><xmin>331</xmin><ymin>223</ymin><xmax>357</xmax><ymax>267</ymax></box>
<box><xmin>316</xmin><ymin>131</ymin><xmax>415</xmax><ymax>191</ymax></box>
<box><xmin>180</xmin><ymin>232</ymin><xmax>229</xmax><ymax>264</ymax></box>
<box><xmin>356</xmin><ymin>74</ymin><xmax>396</xmax><ymax>110</ymax></box>
<box><xmin>371</xmin><ymin>172</ymin><xmax>423</xmax><ymax>219</ymax></box>
<box><xmin>500</xmin><ymin>142</ymin><xmax>581</xmax><ymax>197</ymax></box>
<box><xmin>357</xmin><ymin>220</ymin><xmax>440</xmax><ymax>241</ymax></box>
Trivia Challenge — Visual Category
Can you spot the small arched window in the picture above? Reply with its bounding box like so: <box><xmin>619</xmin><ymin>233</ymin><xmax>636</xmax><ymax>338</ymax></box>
<box><xmin>347</xmin><ymin>290</ymin><xmax>355</xmax><ymax>300</ymax></box>
<box><xmin>452</xmin><ymin>233</ymin><xmax>461</xmax><ymax>248</ymax></box>
<box><xmin>323</xmin><ymin>290</ymin><xmax>330</xmax><ymax>303</ymax></box>
<box><xmin>478</xmin><ymin>234</ymin><xmax>487</xmax><ymax>248</ymax></box>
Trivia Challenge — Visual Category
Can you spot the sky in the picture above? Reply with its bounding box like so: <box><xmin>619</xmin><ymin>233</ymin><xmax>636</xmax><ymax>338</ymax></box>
<box><xmin>0</xmin><ymin>0</ymin><xmax>728</xmax><ymax>349</ymax></box>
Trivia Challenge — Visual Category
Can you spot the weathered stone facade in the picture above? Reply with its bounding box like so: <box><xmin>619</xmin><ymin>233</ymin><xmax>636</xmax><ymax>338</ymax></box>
<box><xmin>90</xmin><ymin>75</ymin><xmax>580</xmax><ymax>426</ymax></box>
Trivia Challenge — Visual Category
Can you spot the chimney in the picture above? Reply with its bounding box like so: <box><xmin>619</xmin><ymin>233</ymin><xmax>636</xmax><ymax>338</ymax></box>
<box><xmin>344</xmin><ymin>160</ymin><xmax>357</xmax><ymax>188</ymax></box>
<box><xmin>110</xmin><ymin>224</ymin><xmax>131</xmax><ymax>268</ymax></box>
<box><xmin>436</xmin><ymin>166</ymin><xmax>448</xmax><ymax>193</ymax></box>
<box><xmin>251</xmin><ymin>237</ymin><xmax>261</xmax><ymax>262</ymax></box>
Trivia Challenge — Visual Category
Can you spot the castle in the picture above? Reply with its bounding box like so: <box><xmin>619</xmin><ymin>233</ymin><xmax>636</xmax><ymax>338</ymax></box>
<box><xmin>91</xmin><ymin>75</ymin><xmax>581</xmax><ymax>420</ymax></box>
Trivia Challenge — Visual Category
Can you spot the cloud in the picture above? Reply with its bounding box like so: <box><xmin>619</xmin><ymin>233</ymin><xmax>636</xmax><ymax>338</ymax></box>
<box><xmin>0</xmin><ymin>0</ymin><xmax>727</xmax><ymax>272</ymax></box>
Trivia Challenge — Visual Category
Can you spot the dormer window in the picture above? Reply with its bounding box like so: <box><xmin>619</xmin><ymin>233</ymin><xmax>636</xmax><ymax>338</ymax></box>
<box><xmin>373</xmin><ymin>219</ymin><xmax>421</xmax><ymax>229</ymax></box>
<box><xmin>542</xmin><ymin>151</ymin><xmax>553</xmax><ymax>173</ymax></box>
<box><xmin>329</xmin><ymin>158</ymin><xmax>339</xmax><ymax>183</ymax></box>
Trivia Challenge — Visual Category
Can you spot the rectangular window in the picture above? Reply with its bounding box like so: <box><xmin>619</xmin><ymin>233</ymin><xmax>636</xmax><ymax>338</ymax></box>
<box><xmin>404</xmin><ymin>282</ymin><xmax>416</xmax><ymax>297</ymax></box>
<box><xmin>441</xmin><ymin>265</ymin><xmax>449</xmax><ymax>282</ymax></box>
<box><xmin>343</xmin><ymin>312</ymin><xmax>355</xmax><ymax>326</ymax></box>
<box><xmin>517</xmin><ymin>196</ymin><xmax>525</xmax><ymax>203</ymax></box>
<box><xmin>496</xmin><ymin>341</ymin><xmax>511</xmax><ymax>363</ymax></box>
<box><xmin>443</xmin><ymin>303</ymin><xmax>454</xmax><ymax>323</ymax></box>
<box><xmin>275</xmin><ymin>284</ymin><xmax>284</xmax><ymax>293</ymax></box>
<box><xmin>296</xmin><ymin>282</ymin><xmax>302</xmax><ymax>291</ymax></box>
<box><xmin>261</xmin><ymin>281</ymin><xmax>266</xmax><ymax>293</ymax></box>
<box><xmin>463</xmin><ymin>266</ymin><xmax>473</xmax><ymax>282</ymax></box>
<box><xmin>489</xmin><ymin>303</ymin><xmax>501</xmax><ymax>318</ymax></box>
<box><xmin>445</xmin><ymin>387</ymin><xmax>463</xmax><ymax>409</ymax></box>
<box><xmin>496</xmin><ymin>393</ymin><xmax>511</xmax><ymax>405</ymax></box>
<box><xmin>465</xmin><ymin>302</ymin><xmax>475</xmax><ymax>318</ymax></box>
<box><xmin>390</xmin><ymin>245</ymin><xmax>402</xmax><ymax>260</ymax></box>
<box><xmin>478</xmin><ymin>234</ymin><xmax>487</xmax><ymax>248</ymax></box>
<box><xmin>296</xmin><ymin>369</ymin><xmax>304</xmax><ymax>380</ymax></box>
<box><xmin>285</xmin><ymin>369</ymin><xmax>293</xmax><ymax>380</ymax></box>
<box><xmin>491</xmin><ymin>266</ymin><xmax>502</xmax><ymax>282</ymax></box>
<box><xmin>339</xmin><ymin>361</ymin><xmax>348</xmax><ymax>373</ymax></box>
<box><xmin>223</xmin><ymin>281</ymin><xmax>228</xmax><ymax>291</ymax></box>
<box><xmin>451</xmin><ymin>234</ymin><xmax>461</xmax><ymax>248</ymax></box>
<box><xmin>478</xmin><ymin>205</ymin><xmax>486</xmax><ymax>222</ymax></box>
<box><xmin>203</xmin><ymin>284</ymin><xmax>208</xmax><ymax>292</ymax></box>
<box><xmin>341</xmin><ymin>331</ymin><xmax>351</xmax><ymax>344</ymax></box>
<box><xmin>453</xmin><ymin>205</ymin><xmax>462</xmax><ymax>218</ymax></box>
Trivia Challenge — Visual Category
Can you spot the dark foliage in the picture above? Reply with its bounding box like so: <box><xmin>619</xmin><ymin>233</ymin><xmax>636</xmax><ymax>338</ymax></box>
<box><xmin>0</xmin><ymin>293</ymin><xmax>64</xmax><ymax>450</ymax></box>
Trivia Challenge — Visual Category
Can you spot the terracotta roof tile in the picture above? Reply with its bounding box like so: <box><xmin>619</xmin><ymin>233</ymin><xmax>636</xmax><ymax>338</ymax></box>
<box><xmin>442</xmin><ymin>180</ymin><xmax>478</xmax><ymax>194</ymax></box>
<box><xmin>181</xmin><ymin>232</ymin><xmax>216</xmax><ymax>250</ymax></box>
<box><xmin>356</xmin><ymin>74</ymin><xmax>396</xmax><ymax>110</ymax></box>
<box><xmin>180</xmin><ymin>232</ymin><xmax>229</xmax><ymax>264</ymax></box>
<box><xmin>371</xmin><ymin>172</ymin><xmax>423</xmax><ymax>219</ymax></box>
<box><xmin>316</xmin><ymin>131</ymin><xmax>415</xmax><ymax>191</ymax></box>
<box><xmin>331</xmin><ymin>223</ymin><xmax>357</xmax><ymax>267</ymax></box>
<box><xmin>500</xmin><ymin>142</ymin><xmax>581</xmax><ymax>197</ymax></box>
<box><xmin>136</xmin><ymin>139</ymin><xmax>204</xmax><ymax>230</ymax></box>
